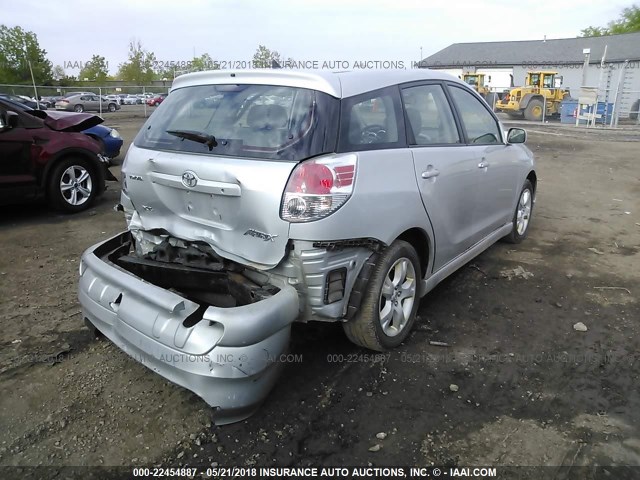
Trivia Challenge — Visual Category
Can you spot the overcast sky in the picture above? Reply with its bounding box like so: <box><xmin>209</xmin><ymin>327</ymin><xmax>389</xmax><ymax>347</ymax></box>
<box><xmin>1</xmin><ymin>0</ymin><xmax>628</xmax><ymax>74</ymax></box>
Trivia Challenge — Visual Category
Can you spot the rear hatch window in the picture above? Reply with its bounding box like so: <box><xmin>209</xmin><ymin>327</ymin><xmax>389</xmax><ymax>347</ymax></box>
<box><xmin>134</xmin><ymin>84</ymin><xmax>338</xmax><ymax>162</ymax></box>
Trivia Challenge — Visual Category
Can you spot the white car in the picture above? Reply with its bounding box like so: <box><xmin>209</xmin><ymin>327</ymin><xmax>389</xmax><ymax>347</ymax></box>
<box><xmin>123</xmin><ymin>95</ymin><xmax>140</xmax><ymax>105</ymax></box>
<box><xmin>105</xmin><ymin>95</ymin><xmax>122</xmax><ymax>105</ymax></box>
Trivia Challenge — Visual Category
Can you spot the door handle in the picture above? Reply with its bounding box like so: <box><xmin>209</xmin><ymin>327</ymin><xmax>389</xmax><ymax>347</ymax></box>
<box><xmin>421</xmin><ymin>168</ymin><xmax>440</xmax><ymax>179</ymax></box>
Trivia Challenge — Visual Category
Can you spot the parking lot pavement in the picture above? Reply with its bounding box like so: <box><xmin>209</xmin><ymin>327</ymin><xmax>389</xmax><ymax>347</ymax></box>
<box><xmin>0</xmin><ymin>120</ymin><xmax>638</xmax><ymax>469</ymax></box>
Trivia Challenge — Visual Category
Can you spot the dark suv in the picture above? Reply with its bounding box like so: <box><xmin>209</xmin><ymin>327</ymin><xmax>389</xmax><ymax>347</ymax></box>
<box><xmin>0</xmin><ymin>98</ymin><xmax>115</xmax><ymax>213</ymax></box>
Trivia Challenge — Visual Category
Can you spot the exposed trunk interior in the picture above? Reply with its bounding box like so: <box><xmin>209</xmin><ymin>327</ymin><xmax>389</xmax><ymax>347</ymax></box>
<box><xmin>98</xmin><ymin>232</ymin><xmax>280</xmax><ymax>324</ymax></box>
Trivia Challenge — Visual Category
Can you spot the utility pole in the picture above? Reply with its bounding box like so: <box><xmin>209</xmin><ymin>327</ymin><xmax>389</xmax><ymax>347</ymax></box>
<box><xmin>581</xmin><ymin>48</ymin><xmax>591</xmax><ymax>87</ymax></box>
<box><xmin>24</xmin><ymin>40</ymin><xmax>39</xmax><ymax>108</ymax></box>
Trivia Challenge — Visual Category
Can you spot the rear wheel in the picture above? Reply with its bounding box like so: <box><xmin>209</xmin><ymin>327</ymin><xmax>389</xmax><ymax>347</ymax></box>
<box><xmin>48</xmin><ymin>157</ymin><xmax>99</xmax><ymax>213</ymax></box>
<box><xmin>73</xmin><ymin>104</ymin><xmax>84</xmax><ymax>113</ymax></box>
<box><xmin>107</xmin><ymin>103</ymin><xmax>116</xmax><ymax>112</ymax></box>
<box><xmin>343</xmin><ymin>240</ymin><xmax>421</xmax><ymax>351</ymax></box>
<box><xmin>524</xmin><ymin>99</ymin><xmax>544</xmax><ymax>121</ymax></box>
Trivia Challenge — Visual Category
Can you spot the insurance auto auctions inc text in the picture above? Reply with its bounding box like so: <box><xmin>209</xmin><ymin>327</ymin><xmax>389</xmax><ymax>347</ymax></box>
<box><xmin>253</xmin><ymin>466</ymin><xmax>497</xmax><ymax>477</ymax></box>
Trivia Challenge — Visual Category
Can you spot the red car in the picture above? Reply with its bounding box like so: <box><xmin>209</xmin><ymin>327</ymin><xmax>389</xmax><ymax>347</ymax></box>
<box><xmin>0</xmin><ymin>99</ymin><xmax>116</xmax><ymax>213</ymax></box>
<box><xmin>146</xmin><ymin>93</ymin><xmax>168</xmax><ymax>106</ymax></box>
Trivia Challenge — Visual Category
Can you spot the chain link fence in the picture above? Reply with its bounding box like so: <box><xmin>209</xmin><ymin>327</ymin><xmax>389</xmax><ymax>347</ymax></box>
<box><xmin>0</xmin><ymin>83</ymin><xmax>171</xmax><ymax>117</ymax></box>
<box><xmin>2</xmin><ymin>76</ymin><xmax>639</xmax><ymax>125</ymax></box>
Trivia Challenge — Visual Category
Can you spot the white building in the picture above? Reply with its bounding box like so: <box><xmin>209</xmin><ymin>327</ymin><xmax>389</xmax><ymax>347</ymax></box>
<box><xmin>419</xmin><ymin>32</ymin><xmax>640</xmax><ymax>118</ymax></box>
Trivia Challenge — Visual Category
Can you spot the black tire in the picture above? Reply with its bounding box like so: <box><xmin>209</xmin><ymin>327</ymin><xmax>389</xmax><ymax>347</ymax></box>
<box><xmin>630</xmin><ymin>99</ymin><xmax>639</xmax><ymax>120</ymax></box>
<box><xmin>524</xmin><ymin>99</ymin><xmax>544</xmax><ymax>121</ymax></box>
<box><xmin>107</xmin><ymin>103</ymin><xmax>116</xmax><ymax>112</ymax></box>
<box><xmin>343</xmin><ymin>240</ymin><xmax>421</xmax><ymax>351</ymax></box>
<box><xmin>47</xmin><ymin>157</ymin><xmax>100</xmax><ymax>213</ymax></box>
<box><xmin>74</xmin><ymin>104</ymin><xmax>84</xmax><ymax>113</ymax></box>
<box><xmin>503</xmin><ymin>179</ymin><xmax>534</xmax><ymax>244</ymax></box>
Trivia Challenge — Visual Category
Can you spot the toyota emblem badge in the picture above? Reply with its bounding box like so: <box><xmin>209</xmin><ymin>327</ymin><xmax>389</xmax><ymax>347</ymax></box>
<box><xmin>181</xmin><ymin>171</ymin><xmax>198</xmax><ymax>188</ymax></box>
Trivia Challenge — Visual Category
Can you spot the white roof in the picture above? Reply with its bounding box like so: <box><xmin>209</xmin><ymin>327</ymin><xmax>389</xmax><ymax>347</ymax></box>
<box><xmin>170</xmin><ymin>69</ymin><xmax>463</xmax><ymax>98</ymax></box>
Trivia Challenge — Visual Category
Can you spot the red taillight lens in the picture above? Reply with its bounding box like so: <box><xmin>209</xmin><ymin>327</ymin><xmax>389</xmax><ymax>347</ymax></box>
<box><xmin>334</xmin><ymin>165</ymin><xmax>355</xmax><ymax>188</ymax></box>
<box><xmin>289</xmin><ymin>164</ymin><xmax>334</xmax><ymax>194</ymax></box>
<box><xmin>281</xmin><ymin>155</ymin><xmax>357</xmax><ymax>223</ymax></box>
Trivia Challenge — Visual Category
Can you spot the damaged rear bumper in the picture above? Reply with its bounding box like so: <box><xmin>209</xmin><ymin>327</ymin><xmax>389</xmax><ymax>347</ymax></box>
<box><xmin>77</xmin><ymin>232</ymin><xmax>299</xmax><ymax>424</ymax></box>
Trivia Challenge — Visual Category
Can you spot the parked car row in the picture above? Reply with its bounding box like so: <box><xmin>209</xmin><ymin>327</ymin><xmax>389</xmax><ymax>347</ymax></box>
<box><xmin>4</xmin><ymin>92</ymin><xmax>170</xmax><ymax>110</ymax></box>
<box><xmin>0</xmin><ymin>94</ymin><xmax>48</xmax><ymax>110</ymax></box>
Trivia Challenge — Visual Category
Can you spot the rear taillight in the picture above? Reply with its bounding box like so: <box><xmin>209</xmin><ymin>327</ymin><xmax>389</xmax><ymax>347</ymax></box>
<box><xmin>281</xmin><ymin>154</ymin><xmax>357</xmax><ymax>223</ymax></box>
<box><xmin>60</xmin><ymin>99</ymin><xmax>69</xmax><ymax>103</ymax></box>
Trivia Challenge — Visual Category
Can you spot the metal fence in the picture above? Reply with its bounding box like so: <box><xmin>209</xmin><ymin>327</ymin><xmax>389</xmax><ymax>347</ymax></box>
<box><xmin>2</xmin><ymin>77</ymin><xmax>639</xmax><ymax>126</ymax></box>
<box><xmin>0</xmin><ymin>84</ymin><xmax>170</xmax><ymax>117</ymax></box>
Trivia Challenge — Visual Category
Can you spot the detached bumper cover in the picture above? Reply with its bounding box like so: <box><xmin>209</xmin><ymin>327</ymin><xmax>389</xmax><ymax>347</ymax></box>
<box><xmin>78</xmin><ymin>232</ymin><xmax>299</xmax><ymax>424</ymax></box>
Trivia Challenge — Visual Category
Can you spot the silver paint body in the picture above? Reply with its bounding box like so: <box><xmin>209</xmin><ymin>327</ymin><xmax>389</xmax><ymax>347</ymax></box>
<box><xmin>78</xmin><ymin>69</ymin><xmax>535</xmax><ymax>422</ymax></box>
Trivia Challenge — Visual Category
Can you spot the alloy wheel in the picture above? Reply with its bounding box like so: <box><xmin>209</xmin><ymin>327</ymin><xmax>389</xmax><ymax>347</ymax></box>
<box><xmin>516</xmin><ymin>188</ymin><xmax>532</xmax><ymax>235</ymax></box>
<box><xmin>59</xmin><ymin>165</ymin><xmax>92</xmax><ymax>206</ymax></box>
<box><xmin>379</xmin><ymin>257</ymin><xmax>417</xmax><ymax>337</ymax></box>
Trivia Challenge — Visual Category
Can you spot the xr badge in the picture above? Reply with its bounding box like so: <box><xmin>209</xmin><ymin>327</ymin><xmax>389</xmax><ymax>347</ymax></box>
<box><xmin>244</xmin><ymin>229</ymin><xmax>278</xmax><ymax>242</ymax></box>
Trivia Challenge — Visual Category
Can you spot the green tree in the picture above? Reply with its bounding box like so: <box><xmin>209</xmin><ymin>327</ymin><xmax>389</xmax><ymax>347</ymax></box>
<box><xmin>252</xmin><ymin>45</ymin><xmax>281</xmax><ymax>68</ymax></box>
<box><xmin>0</xmin><ymin>25</ymin><xmax>53</xmax><ymax>84</ymax></box>
<box><xmin>190</xmin><ymin>53</ymin><xmax>217</xmax><ymax>71</ymax></box>
<box><xmin>283</xmin><ymin>57</ymin><xmax>297</xmax><ymax>68</ymax></box>
<box><xmin>581</xmin><ymin>4</ymin><xmax>640</xmax><ymax>36</ymax></box>
<box><xmin>117</xmin><ymin>40</ymin><xmax>156</xmax><ymax>84</ymax></box>
<box><xmin>78</xmin><ymin>54</ymin><xmax>109</xmax><ymax>83</ymax></box>
<box><xmin>51</xmin><ymin>64</ymin><xmax>77</xmax><ymax>86</ymax></box>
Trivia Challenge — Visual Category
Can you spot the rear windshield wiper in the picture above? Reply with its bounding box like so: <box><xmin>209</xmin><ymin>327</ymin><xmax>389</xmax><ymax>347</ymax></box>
<box><xmin>166</xmin><ymin>129</ymin><xmax>218</xmax><ymax>151</ymax></box>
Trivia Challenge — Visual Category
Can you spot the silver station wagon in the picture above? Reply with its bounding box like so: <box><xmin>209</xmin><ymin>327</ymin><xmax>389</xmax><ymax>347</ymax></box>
<box><xmin>78</xmin><ymin>69</ymin><xmax>536</xmax><ymax>423</ymax></box>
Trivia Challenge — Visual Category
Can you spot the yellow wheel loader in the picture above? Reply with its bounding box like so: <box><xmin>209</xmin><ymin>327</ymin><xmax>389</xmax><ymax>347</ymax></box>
<box><xmin>495</xmin><ymin>71</ymin><xmax>570</xmax><ymax>121</ymax></box>
<box><xmin>461</xmin><ymin>73</ymin><xmax>499</xmax><ymax>110</ymax></box>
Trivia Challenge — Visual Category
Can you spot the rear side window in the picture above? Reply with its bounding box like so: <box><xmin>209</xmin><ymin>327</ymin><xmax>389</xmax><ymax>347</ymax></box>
<box><xmin>448</xmin><ymin>86</ymin><xmax>501</xmax><ymax>145</ymax></box>
<box><xmin>134</xmin><ymin>84</ymin><xmax>339</xmax><ymax>162</ymax></box>
<box><xmin>339</xmin><ymin>86</ymin><xmax>404</xmax><ymax>151</ymax></box>
<box><xmin>401</xmin><ymin>84</ymin><xmax>460</xmax><ymax>145</ymax></box>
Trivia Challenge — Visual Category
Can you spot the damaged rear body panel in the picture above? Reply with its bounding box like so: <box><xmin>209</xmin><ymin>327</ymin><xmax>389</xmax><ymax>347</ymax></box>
<box><xmin>77</xmin><ymin>73</ymin><xmax>368</xmax><ymax>422</ymax></box>
<box><xmin>122</xmin><ymin>145</ymin><xmax>296</xmax><ymax>269</ymax></box>
<box><xmin>79</xmin><ymin>232</ymin><xmax>299</xmax><ymax>424</ymax></box>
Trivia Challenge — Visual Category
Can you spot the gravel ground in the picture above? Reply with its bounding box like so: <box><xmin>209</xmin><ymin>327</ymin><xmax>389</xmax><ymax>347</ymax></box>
<box><xmin>0</xmin><ymin>114</ymin><xmax>638</xmax><ymax>478</ymax></box>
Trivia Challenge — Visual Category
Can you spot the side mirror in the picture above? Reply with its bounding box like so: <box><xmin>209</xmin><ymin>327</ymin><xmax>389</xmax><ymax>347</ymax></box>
<box><xmin>507</xmin><ymin>127</ymin><xmax>526</xmax><ymax>144</ymax></box>
<box><xmin>0</xmin><ymin>111</ymin><xmax>19</xmax><ymax>131</ymax></box>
